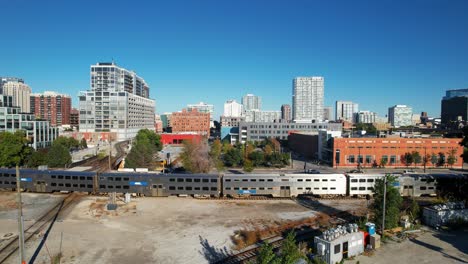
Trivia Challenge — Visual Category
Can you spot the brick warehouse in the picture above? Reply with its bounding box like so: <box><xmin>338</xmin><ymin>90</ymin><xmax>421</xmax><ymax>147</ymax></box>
<box><xmin>332</xmin><ymin>137</ymin><xmax>463</xmax><ymax>169</ymax></box>
<box><xmin>170</xmin><ymin>108</ymin><xmax>210</xmax><ymax>136</ymax></box>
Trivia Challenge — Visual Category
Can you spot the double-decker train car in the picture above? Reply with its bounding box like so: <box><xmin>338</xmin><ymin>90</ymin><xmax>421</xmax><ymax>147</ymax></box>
<box><xmin>399</xmin><ymin>174</ymin><xmax>437</xmax><ymax>197</ymax></box>
<box><xmin>347</xmin><ymin>173</ymin><xmax>385</xmax><ymax>197</ymax></box>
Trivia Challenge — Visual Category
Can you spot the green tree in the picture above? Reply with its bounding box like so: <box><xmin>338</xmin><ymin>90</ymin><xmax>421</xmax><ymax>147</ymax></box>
<box><xmin>223</xmin><ymin>148</ymin><xmax>243</xmax><ymax>167</ymax></box>
<box><xmin>53</xmin><ymin>136</ymin><xmax>79</xmax><ymax>150</ymax></box>
<box><xmin>179</xmin><ymin>139</ymin><xmax>211</xmax><ymax>173</ymax></box>
<box><xmin>249</xmin><ymin>151</ymin><xmax>265</xmax><ymax>166</ymax></box>
<box><xmin>47</xmin><ymin>143</ymin><xmax>72</xmax><ymax>168</ymax></box>
<box><xmin>437</xmin><ymin>152</ymin><xmax>446</xmax><ymax>167</ymax></box>
<box><xmin>401</xmin><ymin>152</ymin><xmax>414</xmax><ymax>168</ymax></box>
<box><xmin>256</xmin><ymin>242</ymin><xmax>280</xmax><ymax>264</ymax></box>
<box><xmin>264</xmin><ymin>145</ymin><xmax>273</xmax><ymax>156</ymax></box>
<box><xmin>209</xmin><ymin>139</ymin><xmax>224</xmax><ymax>172</ymax></box>
<box><xmin>27</xmin><ymin>149</ymin><xmax>48</xmax><ymax>168</ymax></box>
<box><xmin>408</xmin><ymin>199</ymin><xmax>420</xmax><ymax>221</ymax></box>
<box><xmin>422</xmin><ymin>153</ymin><xmax>431</xmax><ymax>169</ymax></box>
<box><xmin>411</xmin><ymin>151</ymin><xmax>422</xmax><ymax>167</ymax></box>
<box><xmin>243</xmin><ymin>159</ymin><xmax>254</xmax><ymax>172</ymax></box>
<box><xmin>447</xmin><ymin>149</ymin><xmax>457</xmax><ymax>168</ymax></box>
<box><xmin>0</xmin><ymin>131</ymin><xmax>33</xmax><ymax>167</ymax></box>
<box><xmin>430</xmin><ymin>153</ymin><xmax>438</xmax><ymax>167</ymax></box>
<box><xmin>125</xmin><ymin>129</ymin><xmax>162</xmax><ymax>169</ymax></box>
<box><xmin>80</xmin><ymin>138</ymin><xmax>88</xmax><ymax>149</ymax></box>
<box><xmin>371</xmin><ymin>174</ymin><xmax>403</xmax><ymax>230</ymax></box>
<box><xmin>379</xmin><ymin>157</ymin><xmax>388</xmax><ymax>168</ymax></box>
<box><xmin>278</xmin><ymin>232</ymin><xmax>303</xmax><ymax>264</ymax></box>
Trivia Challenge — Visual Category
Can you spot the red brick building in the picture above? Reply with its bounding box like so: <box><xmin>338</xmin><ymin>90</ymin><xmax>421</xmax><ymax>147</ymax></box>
<box><xmin>170</xmin><ymin>109</ymin><xmax>210</xmax><ymax>136</ymax></box>
<box><xmin>160</xmin><ymin>133</ymin><xmax>203</xmax><ymax>145</ymax></box>
<box><xmin>30</xmin><ymin>91</ymin><xmax>71</xmax><ymax>126</ymax></box>
<box><xmin>332</xmin><ymin>137</ymin><xmax>463</xmax><ymax>169</ymax></box>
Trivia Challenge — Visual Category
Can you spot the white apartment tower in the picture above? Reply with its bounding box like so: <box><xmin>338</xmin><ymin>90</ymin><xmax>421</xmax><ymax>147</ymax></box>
<box><xmin>78</xmin><ymin>62</ymin><xmax>155</xmax><ymax>141</ymax></box>
<box><xmin>336</xmin><ymin>101</ymin><xmax>359</xmax><ymax>123</ymax></box>
<box><xmin>292</xmin><ymin>77</ymin><xmax>324</xmax><ymax>122</ymax></box>
<box><xmin>224</xmin><ymin>100</ymin><xmax>244</xmax><ymax>117</ymax></box>
<box><xmin>388</xmin><ymin>105</ymin><xmax>413</xmax><ymax>127</ymax></box>
<box><xmin>242</xmin><ymin>94</ymin><xmax>261</xmax><ymax>111</ymax></box>
<box><xmin>1</xmin><ymin>78</ymin><xmax>31</xmax><ymax>113</ymax></box>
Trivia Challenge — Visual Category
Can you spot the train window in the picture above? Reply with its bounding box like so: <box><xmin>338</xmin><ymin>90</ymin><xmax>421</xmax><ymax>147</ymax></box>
<box><xmin>359</xmin><ymin>179</ymin><xmax>365</xmax><ymax>182</ymax></box>
<box><xmin>225</xmin><ymin>187</ymin><xmax>231</xmax><ymax>190</ymax></box>
<box><xmin>80</xmin><ymin>176</ymin><xmax>85</xmax><ymax>180</ymax></box>
<box><xmin>313</xmin><ymin>179</ymin><xmax>319</xmax><ymax>182</ymax></box>
<box><xmin>202</xmin><ymin>179</ymin><xmax>209</xmax><ymax>183</ymax></box>
<box><xmin>297</xmin><ymin>187</ymin><xmax>303</xmax><ymax>190</ymax></box>
<box><xmin>211</xmin><ymin>179</ymin><xmax>217</xmax><ymax>183</ymax></box>
<box><xmin>359</xmin><ymin>187</ymin><xmax>365</xmax><ymax>190</ymax></box>
<box><xmin>186</xmin><ymin>178</ymin><xmax>192</xmax><ymax>182</ymax></box>
<box><xmin>367</xmin><ymin>187</ymin><xmax>374</xmax><ymax>191</ymax></box>
<box><xmin>242</xmin><ymin>179</ymin><xmax>248</xmax><ymax>182</ymax></box>
<box><xmin>322</xmin><ymin>187</ymin><xmax>328</xmax><ymax>190</ymax></box>
<box><xmin>186</xmin><ymin>187</ymin><xmax>192</xmax><ymax>190</ymax></box>
<box><xmin>211</xmin><ymin>187</ymin><xmax>217</xmax><ymax>191</ymax></box>
<box><xmin>194</xmin><ymin>187</ymin><xmax>200</xmax><ymax>190</ymax></box>
<box><xmin>202</xmin><ymin>187</ymin><xmax>209</xmax><ymax>191</ymax></box>
<box><xmin>10</xmin><ymin>174</ymin><xmax>15</xmax><ymax>178</ymax></box>
<box><xmin>367</xmin><ymin>179</ymin><xmax>374</xmax><ymax>183</ymax></box>
<box><xmin>234</xmin><ymin>187</ymin><xmax>240</xmax><ymax>190</ymax></box>
<box><xmin>177</xmin><ymin>178</ymin><xmax>184</xmax><ymax>182</ymax></box>
<box><xmin>58</xmin><ymin>183</ymin><xmax>64</xmax><ymax>187</ymax></box>
<box><xmin>4</xmin><ymin>181</ymin><xmax>9</xmax><ymax>184</ymax></box>
<box><xmin>322</xmin><ymin>179</ymin><xmax>328</xmax><ymax>182</ymax></box>
<box><xmin>107</xmin><ymin>186</ymin><xmax>113</xmax><ymax>189</ymax></box>
<box><xmin>281</xmin><ymin>179</ymin><xmax>289</xmax><ymax>181</ymax></box>
<box><xmin>51</xmin><ymin>183</ymin><xmax>57</xmax><ymax>186</ymax></box>
<box><xmin>225</xmin><ymin>179</ymin><xmax>231</xmax><ymax>182</ymax></box>
<box><xmin>65</xmin><ymin>176</ymin><xmax>71</xmax><ymax>180</ymax></box>
<box><xmin>51</xmin><ymin>175</ymin><xmax>56</xmax><ymax>179</ymax></box>
<box><xmin>123</xmin><ymin>186</ymin><xmax>129</xmax><ymax>189</ymax></box>
<box><xmin>331</xmin><ymin>179</ymin><xmax>336</xmax><ymax>181</ymax></box>
<box><xmin>169</xmin><ymin>178</ymin><xmax>175</xmax><ymax>182</ymax></box>
<box><xmin>73</xmin><ymin>184</ymin><xmax>78</xmax><ymax>187</ymax></box>
<box><xmin>72</xmin><ymin>176</ymin><xmax>78</xmax><ymax>180</ymax></box>
<box><xmin>298</xmin><ymin>179</ymin><xmax>303</xmax><ymax>182</ymax></box>
<box><xmin>115</xmin><ymin>178</ymin><xmax>122</xmax><ymax>181</ymax></box>
<box><xmin>0</xmin><ymin>181</ymin><xmax>2</xmax><ymax>184</ymax></box>
<box><xmin>87</xmin><ymin>177</ymin><xmax>92</xmax><ymax>180</ymax></box>
<box><xmin>331</xmin><ymin>187</ymin><xmax>336</xmax><ymax>190</ymax></box>
<box><xmin>251</xmin><ymin>179</ymin><xmax>257</xmax><ymax>182</ymax></box>
<box><xmin>11</xmin><ymin>181</ymin><xmax>16</xmax><ymax>185</ymax></box>
<box><xmin>420</xmin><ymin>179</ymin><xmax>426</xmax><ymax>182</ymax></box>
<box><xmin>152</xmin><ymin>185</ymin><xmax>157</xmax><ymax>188</ymax></box>
<box><xmin>65</xmin><ymin>183</ymin><xmax>71</xmax><ymax>187</ymax></box>
<box><xmin>58</xmin><ymin>176</ymin><xmax>64</xmax><ymax>179</ymax></box>
<box><xmin>351</xmin><ymin>187</ymin><xmax>357</xmax><ymax>190</ymax></box>
<box><xmin>116</xmin><ymin>186</ymin><xmax>121</xmax><ymax>189</ymax></box>
<box><xmin>409</xmin><ymin>186</ymin><xmax>414</xmax><ymax>189</ymax></box>
<box><xmin>99</xmin><ymin>176</ymin><xmax>106</xmax><ymax>181</ymax></box>
<box><xmin>427</xmin><ymin>179</ymin><xmax>434</xmax><ymax>183</ymax></box>
<box><xmin>177</xmin><ymin>186</ymin><xmax>184</xmax><ymax>190</ymax></box>
<box><xmin>80</xmin><ymin>184</ymin><xmax>85</xmax><ymax>188</ymax></box>
<box><xmin>242</xmin><ymin>187</ymin><xmax>248</xmax><ymax>190</ymax></box>
<box><xmin>123</xmin><ymin>178</ymin><xmax>129</xmax><ymax>181</ymax></box>
<box><xmin>259</xmin><ymin>187</ymin><xmax>265</xmax><ymax>190</ymax></box>
<box><xmin>306</xmin><ymin>187</ymin><xmax>311</xmax><ymax>190</ymax></box>
<box><xmin>420</xmin><ymin>186</ymin><xmax>427</xmax><ymax>190</ymax></box>
<box><xmin>194</xmin><ymin>179</ymin><xmax>201</xmax><ymax>182</ymax></box>
<box><xmin>404</xmin><ymin>186</ymin><xmax>409</xmax><ymax>189</ymax></box>
<box><xmin>351</xmin><ymin>179</ymin><xmax>358</xmax><ymax>182</ymax></box>
<box><xmin>87</xmin><ymin>185</ymin><xmax>92</xmax><ymax>188</ymax></box>
<box><xmin>306</xmin><ymin>179</ymin><xmax>312</xmax><ymax>182</ymax></box>
<box><xmin>108</xmin><ymin>177</ymin><xmax>113</xmax><ymax>181</ymax></box>
<box><xmin>428</xmin><ymin>187</ymin><xmax>434</xmax><ymax>190</ymax></box>
<box><xmin>100</xmin><ymin>185</ymin><xmax>105</xmax><ymax>188</ymax></box>
<box><xmin>259</xmin><ymin>179</ymin><xmax>265</xmax><ymax>182</ymax></box>
<box><xmin>169</xmin><ymin>186</ymin><xmax>176</xmax><ymax>190</ymax></box>
<box><xmin>267</xmin><ymin>188</ymin><xmax>273</xmax><ymax>190</ymax></box>
<box><xmin>314</xmin><ymin>187</ymin><xmax>319</xmax><ymax>190</ymax></box>
<box><xmin>267</xmin><ymin>179</ymin><xmax>273</xmax><ymax>182</ymax></box>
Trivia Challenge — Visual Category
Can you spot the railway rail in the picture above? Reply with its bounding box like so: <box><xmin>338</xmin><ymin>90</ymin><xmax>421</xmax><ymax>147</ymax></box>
<box><xmin>0</xmin><ymin>193</ymin><xmax>81</xmax><ymax>264</ymax></box>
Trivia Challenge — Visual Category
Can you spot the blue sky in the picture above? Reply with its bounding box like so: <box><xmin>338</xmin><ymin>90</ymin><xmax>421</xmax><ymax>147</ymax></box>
<box><xmin>1</xmin><ymin>0</ymin><xmax>467</xmax><ymax>119</ymax></box>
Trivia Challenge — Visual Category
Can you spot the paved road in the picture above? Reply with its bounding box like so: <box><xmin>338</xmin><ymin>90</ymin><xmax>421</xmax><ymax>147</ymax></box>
<box><xmin>71</xmin><ymin>141</ymin><xmax>117</xmax><ymax>162</ymax></box>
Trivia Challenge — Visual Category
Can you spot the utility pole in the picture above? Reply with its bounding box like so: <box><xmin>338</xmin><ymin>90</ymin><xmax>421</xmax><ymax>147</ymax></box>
<box><xmin>382</xmin><ymin>174</ymin><xmax>387</xmax><ymax>239</ymax></box>
<box><xmin>16</xmin><ymin>164</ymin><xmax>26</xmax><ymax>264</ymax></box>
<box><xmin>108</xmin><ymin>136</ymin><xmax>112</xmax><ymax>171</ymax></box>
<box><xmin>424</xmin><ymin>147</ymin><xmax>427</xmax><ymax>173</ymax></box>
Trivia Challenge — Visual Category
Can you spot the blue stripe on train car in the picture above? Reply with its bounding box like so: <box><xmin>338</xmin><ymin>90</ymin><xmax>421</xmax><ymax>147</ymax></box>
<box><xmin>20</xmin><ymin>177</ymin><xmax>32</xmax><ymax>182</ymax></box>
<box><xmin>129</xmin><ymin>181</ymin><xmax>148</xmax><ymax>186</ymax></box>
<box><xmin>392</xmin><ymin>182</ymin><xmax>400</xmax><ymax>187</ymax></box>
<box><xmin>238</xmin><ymin>190</ymin><xmax>256</xmax><ymax>195</ymax></box>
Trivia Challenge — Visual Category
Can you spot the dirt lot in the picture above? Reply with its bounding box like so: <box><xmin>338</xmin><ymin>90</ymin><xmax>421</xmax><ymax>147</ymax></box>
<box><xmin>0</xmin><ymin>193</ymin><xmax>367</xmax><ymax>264</ymax></box>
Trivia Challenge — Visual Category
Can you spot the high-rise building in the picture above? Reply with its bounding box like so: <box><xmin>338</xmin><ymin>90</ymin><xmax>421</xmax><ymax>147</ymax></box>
<box><xmin>30</xmin><ymin>91</ymin><xmax>72</xmax><ymax>126</ymax></box>
<box><xmin>245</xmin><ymin>110</ymin><xmax>282</xmax><ymax>123</ymax></box>
<box><xmin>323</xmin><ymin>106</ymin><xmax>333</xmax><ymax>121</ymax></box>
<box><xmin>187</xmin><ymin>102</ymin><xmax>214</xmax><ymax>127</ymax></box>
<box><xmin>441</xmin><ymin>97</ymin><xmax>468</xmax><ymax>124</ymax></box>
<box><xmin>292</xmin><ymin>77</ymin><xmax>324</xmax><ymax>122</ymax></box>
<box><xmin>335</xmin><ymin>101</ymin><xmax>358</xmax><ymax>123</ymax></box>
<box><xmin>70</xmin><ymin>108</ymin><xmax>79</xmax><ymax>128</ymax></box>
<box><xmin>388</xmin><ymin>105</ymin><xmax>413</xmax><ymax>127</ymax></box>
<box><xmin>1</xmin><ymin>78</ymin><xmax>31</xmax><ymax>113</ymax></box>
<box><xmin>223</xmin><ymin>100</ymin><xmax>243</xmax><ymax>117</ymax></box>
<box><xmin>281</xmin><ymin>104</ymin><xmax>292</xmax><ymax>121</ymax></box>
<box><xmin>170</xmin><ymin>109</ymin><xmax>210</xmax><ymax>136</ymax></box>
<box><xmin>160</xmin><ymin>113</ymin><xmax>172</xmax><ymax>130</ymax></box>
<box><xmin>242</xmin><ymin>94</ymin><xmax>261</xmax><ymax>111</ymax></box>
<box><xmin>443</xmin><ymin>88</ymin><xmax>468</xmax><ymax>99</ymax></box>
<box><xmin>354</xmin><ymin>111</ymin><xmax>377</xmax><ymax>123</ymax></box>
<box><xmin>78</xmin><ymin>62</ymin><xmax>155</xmax><ymax>141</ymax></box>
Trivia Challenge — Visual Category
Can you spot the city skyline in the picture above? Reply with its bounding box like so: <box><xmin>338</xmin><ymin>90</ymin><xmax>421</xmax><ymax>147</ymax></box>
<box><xmin>1</xmin><ymin>1</ymin><xmax>468</xmax><ymax>118</ymax></box>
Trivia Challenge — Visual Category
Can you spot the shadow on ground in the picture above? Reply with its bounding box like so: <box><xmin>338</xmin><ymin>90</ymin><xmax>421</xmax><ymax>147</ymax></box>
<box><xmin>198</xmin><ymin>235</ymin><xmax>231</xmax><ymax>263</ymax></box>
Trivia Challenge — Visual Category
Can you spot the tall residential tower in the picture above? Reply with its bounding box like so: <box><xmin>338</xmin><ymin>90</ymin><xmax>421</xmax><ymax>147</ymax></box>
<box><xmin>292</xmin><ymin>77</ymin><xmax>324</xmax><ymax>122</ymax></box>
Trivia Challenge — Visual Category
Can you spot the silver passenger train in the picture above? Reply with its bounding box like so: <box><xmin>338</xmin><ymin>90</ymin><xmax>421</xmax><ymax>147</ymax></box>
<box><xmin>0</xmin><ymin>168</ymin><xmax>464</xmax><ymax>198</ymax></box>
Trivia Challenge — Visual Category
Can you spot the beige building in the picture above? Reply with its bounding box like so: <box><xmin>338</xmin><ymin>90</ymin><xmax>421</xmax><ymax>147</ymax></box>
<box><xmin>2</xmin><ymin>80</ymin><xmax>31</xmax><ymax>113</ymax></box>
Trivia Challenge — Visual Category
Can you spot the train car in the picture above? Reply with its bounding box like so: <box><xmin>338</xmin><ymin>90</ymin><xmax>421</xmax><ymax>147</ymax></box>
<box><xmin>98</xmin><ymin>172</ymin><xmax>220</xmax><ymax>197</ymax></box>
<box><xmin>223</xmin><ymin>174</ymin><xmax>347</xmax><ymax>198</ymax></box>
<box><xmin>399</xmin><ymin>174</ymin><xmax>436</xmax><ymax>197</ymax></box>
<box><xmin>47</xmin><ymin>170</ymin><xmax>95</xmax><ymax>193</ymax></box>
<box><xmin>347</xmin><ymin>173</ymin><xmax>386</xmax><ymax>197</ymax></box>
<box><xmin>0</xmin><ymin>168</ymin><xmax>38</xmax><ymax>191</ymax></box>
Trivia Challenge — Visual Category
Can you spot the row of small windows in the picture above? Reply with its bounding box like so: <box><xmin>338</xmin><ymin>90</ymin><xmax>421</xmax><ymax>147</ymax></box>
<box><xmin>403</xmin><ymin>185</ymin><xmax>435</xmax><ymax>190</ymax></box>
<box><xmin>51</xmin><ymin>175</ymin><xmax>93</xmax><ymax>180</ymax></box>
<box><xmin>351</xmin><ymin>187</ymin><xmax>374</xmax><ymax>191</ymax></box>
<box><xmin>0</xmin><ymin>174</ymin><xmax>16</xmax><ymax>178</ymax></box>
<box><xmin>169</xmin><ymin>178</ymin><xmax>217</xmax><ymax>183</ymax></box>
<box><xmin>168</xmin><ymin>186</ymin><xmax>217</xmax><ymax>191</ymax></box>
<box><xmin>351</xmin><ymin>179</ymin><xmax>375</xmax><ymax>183</ymax></box>
<box><xmin>0</xmin><ymin>181</ymin><xmax>16</xmax><ymax>185</ymax></box>
<box><xmin>225</xmin><ymin>187</ymin><xmax>337</xmax><ymax>191</ymax></box>
<box><xmin>99</xmin><ymin>185</ymin><xmax>130</xmax><ymax>189</ymax></box>
<box><xmin>99</xmin><ymin>177</ymin><xmax>130</xmax><ymax>181</ymax></box>
<box><xmin>225</xmin><ymin>178</ymin><xmax>337</xmax><ymax>182</ymax></box>
<box><xmin>51</xmin><ymin>183</ymin><xmax>93</xmax><ymax>188</ymax></box>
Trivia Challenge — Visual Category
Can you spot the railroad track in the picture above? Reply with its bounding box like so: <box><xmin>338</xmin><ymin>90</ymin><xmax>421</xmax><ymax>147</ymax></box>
<box><xmin>0</xmin><ymin>193</ymin><xmax>81</xmax><ymax>263</ymax></box>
